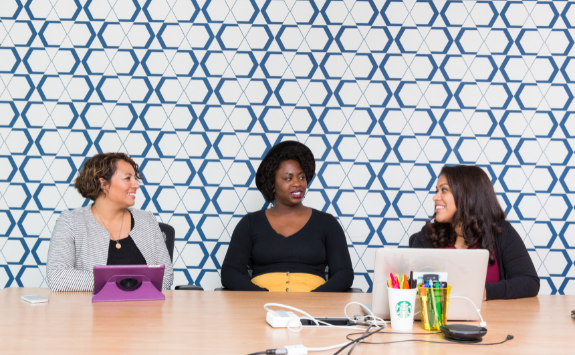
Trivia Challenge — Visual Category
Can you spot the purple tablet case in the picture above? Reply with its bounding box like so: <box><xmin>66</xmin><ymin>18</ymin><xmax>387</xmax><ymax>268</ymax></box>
<box><xmin>92</xmin><ymin>265</ymin><xmax>165</xmax><ymax>302</ymax></box>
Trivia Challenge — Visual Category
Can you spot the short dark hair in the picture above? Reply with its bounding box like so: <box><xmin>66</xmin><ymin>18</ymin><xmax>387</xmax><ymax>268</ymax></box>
<box><xmin>255</xmin><ymin>143</ymin><xmax>315</xmax><ymax>203</ymax></box>
<box><xmin>424</xmin><ymin>165</ymin><xmax>505</xmax><ymax>265</ymax></box>
<box><xmin>74</xmin><ymin>153</ymin><xmax>143</xmax><ymax>201</ymax></box>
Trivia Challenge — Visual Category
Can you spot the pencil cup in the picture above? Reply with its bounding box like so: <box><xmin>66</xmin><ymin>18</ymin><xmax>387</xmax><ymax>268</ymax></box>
<box><xmin>387</xmin><ymin>287</ymin><xmax>418</xmax><ymax>330</ymax></box>
<box><xmin>417</xmin><ymin>285</ymin><xmax>451</xmax><ymax>331</ymax></box>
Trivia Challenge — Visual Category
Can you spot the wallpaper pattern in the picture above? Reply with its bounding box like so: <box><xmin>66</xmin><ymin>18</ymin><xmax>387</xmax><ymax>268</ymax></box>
<box><xmin>0</xmin><ymin>0</ymin><xmax>574</xmax><ymax>293</ymax></box>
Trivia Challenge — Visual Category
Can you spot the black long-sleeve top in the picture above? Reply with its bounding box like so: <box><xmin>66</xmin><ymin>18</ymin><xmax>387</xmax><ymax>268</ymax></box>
<box><xmin>221</xmin><ymin>209</ymin><xmax>354</xmax><ymax>292</ymax></box>
<box><xmin>409</xmin><ymin>220</ymin><xmax>540</xmax><ymax>300</ymax></box>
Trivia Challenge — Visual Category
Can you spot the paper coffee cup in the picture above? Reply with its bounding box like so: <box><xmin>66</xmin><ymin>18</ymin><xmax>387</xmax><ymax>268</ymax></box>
<box><xmin>387</xmin><ymin>287</ymin><xmax>418</xmax><ymax>330</ymax></box>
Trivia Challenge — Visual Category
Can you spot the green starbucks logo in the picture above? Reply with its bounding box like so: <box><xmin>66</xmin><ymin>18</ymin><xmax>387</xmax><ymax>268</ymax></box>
<box><xmin>395</xmin><ymin>301</ymin><xmax>412</xmax><ymax>319</ymax></box>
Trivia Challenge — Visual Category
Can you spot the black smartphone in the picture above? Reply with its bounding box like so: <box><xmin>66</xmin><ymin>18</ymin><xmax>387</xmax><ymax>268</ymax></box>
<box><xmin>300</xmin><ymin>317</ymin><xmax>356</xmax><ymax>326</ymax></box>
<box><xmin>423</xmin><ymin>274</ymin><xmax>439</xmax><ymax>284</ymax></box>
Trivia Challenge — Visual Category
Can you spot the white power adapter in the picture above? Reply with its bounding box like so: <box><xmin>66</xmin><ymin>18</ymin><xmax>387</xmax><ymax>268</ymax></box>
<box><xmin>266</xmin><ymin>310</ymin><xmax>302</xmax><ymax>328</ymax></box>
<box><xmin>284</xmin><ymin>345</ymin><xmax>308</xmax><ymax>354</ymax></box>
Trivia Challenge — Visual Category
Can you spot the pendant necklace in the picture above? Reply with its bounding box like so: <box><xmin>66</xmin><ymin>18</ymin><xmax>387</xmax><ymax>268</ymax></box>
<box><xmin>94</xmin><ymin>205</ymin><xmax>125</xmax><ymax>249</ymax></box>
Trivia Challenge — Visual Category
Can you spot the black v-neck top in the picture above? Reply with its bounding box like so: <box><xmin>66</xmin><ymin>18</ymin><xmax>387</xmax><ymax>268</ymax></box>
<box><xmin>106</xmin><ymin>212</ymin><xmax>147</xmax><ymax>265</ymax></box>
<box><xmin>221</xmin><ymin>209</ymin><xmax>354</xmax><ymax>292</ymax></box>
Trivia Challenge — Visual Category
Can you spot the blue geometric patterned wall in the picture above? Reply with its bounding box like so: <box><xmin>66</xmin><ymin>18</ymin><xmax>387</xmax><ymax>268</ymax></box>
<box><xmin>1</xmin><ymin>0</ymin><xmax>574</xmax><ymax>294</ymax></box>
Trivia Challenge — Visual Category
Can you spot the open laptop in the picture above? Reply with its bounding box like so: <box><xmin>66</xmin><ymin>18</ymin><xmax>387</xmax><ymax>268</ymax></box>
<box><xmin>371</xmin><ymin>248</ymin><xmax>489</xmax><ymax>321</ymax></box>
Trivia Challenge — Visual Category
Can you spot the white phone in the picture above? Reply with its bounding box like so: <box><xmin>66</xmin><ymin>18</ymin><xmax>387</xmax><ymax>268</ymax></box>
<box><xmin>21</xmin><ymin>295</ymin><xmax>49</xmax><ymax>304</ymax></box>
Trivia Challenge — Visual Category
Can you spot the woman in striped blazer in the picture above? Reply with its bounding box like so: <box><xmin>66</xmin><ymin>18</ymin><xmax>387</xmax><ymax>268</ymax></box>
<box><xmin>47</xmin><ymin>153</ymin><xmax>174</xmax><ymax>291</ymax></box>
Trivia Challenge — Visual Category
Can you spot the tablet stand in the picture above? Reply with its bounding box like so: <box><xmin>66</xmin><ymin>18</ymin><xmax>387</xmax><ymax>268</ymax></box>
<box><xmin>92</xmin><ymin>275</ymin><xmax>165</xmax><ymax>302</ymax></box>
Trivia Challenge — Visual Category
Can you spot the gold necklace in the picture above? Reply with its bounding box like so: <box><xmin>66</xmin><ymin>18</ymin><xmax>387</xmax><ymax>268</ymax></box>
<box><xmin>94</xmin><ymin>204</ymin><xmax>125</xmax><ymax>249</ymax></box>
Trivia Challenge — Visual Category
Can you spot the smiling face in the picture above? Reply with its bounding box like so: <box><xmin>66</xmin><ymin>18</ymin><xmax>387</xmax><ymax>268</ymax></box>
<box><xmin>433</xmin><ymin>174</ymin><xmax>457</xmax><ymax>224</ymax></box>
<box><xmin>99</xmin><ymin>160</ymin><xmax>140</xmax><ymax>208</ymax></box>
<box><xmin>273</xmin><ymin>159</ymin><xmax>307</xmax><ymax>207</ymax></box>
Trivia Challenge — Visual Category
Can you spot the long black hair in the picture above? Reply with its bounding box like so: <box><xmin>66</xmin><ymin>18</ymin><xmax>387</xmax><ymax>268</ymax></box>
<box><xmin>423</xmin><ymin>165</ymin><xmax>506</xmax><ymax>265</ymax></box>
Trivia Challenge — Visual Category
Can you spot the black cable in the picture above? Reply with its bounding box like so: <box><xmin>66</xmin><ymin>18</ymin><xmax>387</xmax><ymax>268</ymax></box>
<box><xmin>352</xmin><ymin>322</ymin><xmax>374</xmax><ymax>327</ymax></box>
<box><xmin>246</xmin><ymin>350</ymin><xmax>280</xmax><ymax>355</ymax></box>
<box><xmin>249</xmin><ymin>327</ymin><xmax>512</xmax><ymax>355</ymax></box>
<box><xmin>339</xmin><ymin>325</ymin><xmax>440</xmax><ymax>355</ymax></box>
<box><xmin>346</xmin><ymin>334</ymin><xmax>514</xmax><ymax>347</ymax></box>
<box><xmin>340</xmin><ymin>328</ymin><xmax>440</xmax><ymax>355</ymax></box>
<box><xmin>346</xmin><ymin>325</ymin><xmax>372</xmax><ymax>355</ymax></box>
<box><xmin>247</xmin><ymin>322</ymin><xmax>382</xmax><ymax>355</ymax></box>
<box><xmin>246</xmin><ymin>348</ymin><xmax>288</xmax><ymax>355</ymax></box>
<box><xmin>346</xmin><ymin>329</ymin><xmax>441</xmax><ymax>337</ymax></box>
<box><xmin>332</xmin><ymin>325</ymin><xmax>387</xmax><ymax>355</ymax></box>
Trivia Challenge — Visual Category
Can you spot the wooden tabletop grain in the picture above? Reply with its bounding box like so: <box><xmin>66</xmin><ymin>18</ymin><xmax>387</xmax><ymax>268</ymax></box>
<box><xmin>0</xmin><ymin>288</ymin><xmax>573</xmax><ymax>355</ymax></box>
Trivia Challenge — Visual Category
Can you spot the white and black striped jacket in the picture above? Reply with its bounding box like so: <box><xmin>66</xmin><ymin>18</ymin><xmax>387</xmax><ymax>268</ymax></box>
<box><xmin>47</xmin><ymin>205</ymin><xmax>174</xmax><ymax>291</ymax></box>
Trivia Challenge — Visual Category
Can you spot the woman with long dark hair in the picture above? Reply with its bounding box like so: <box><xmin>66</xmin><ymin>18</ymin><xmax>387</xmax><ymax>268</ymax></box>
<box><xmin>409</xmin><ymin>165</ymin><xmax>539</xmax><ymax>300</ymax></box>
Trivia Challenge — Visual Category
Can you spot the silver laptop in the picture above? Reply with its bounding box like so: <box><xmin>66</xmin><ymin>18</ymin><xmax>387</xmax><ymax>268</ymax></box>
<box><xmin>371</xmin><ymin>248</ymin><xmax>489</xmax><ymax>321</ymax></box>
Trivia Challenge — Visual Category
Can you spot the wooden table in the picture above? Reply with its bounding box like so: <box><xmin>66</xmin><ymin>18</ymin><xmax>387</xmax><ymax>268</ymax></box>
<box><xmin>0</xmin><ymin>288</ymin><xmax>573</xmax><ymax>354</ymax></box>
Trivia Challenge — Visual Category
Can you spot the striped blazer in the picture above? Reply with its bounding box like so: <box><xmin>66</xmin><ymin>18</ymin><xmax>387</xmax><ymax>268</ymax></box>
<box><xmin>47</xmin><ymin>205</ymin><xmax>174</xmax><ymax>291</ymax></box>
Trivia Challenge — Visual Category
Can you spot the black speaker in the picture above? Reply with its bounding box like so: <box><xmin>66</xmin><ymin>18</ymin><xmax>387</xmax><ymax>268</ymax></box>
<box><xmin>440</xmin><ymin>324</ymin><xmax>487</xmax><ymax>343</ymax></box>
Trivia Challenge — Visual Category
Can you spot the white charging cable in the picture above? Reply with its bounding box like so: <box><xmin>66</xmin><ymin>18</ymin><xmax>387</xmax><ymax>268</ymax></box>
<box><xmin>343</xmin><ymin>301</ymin><xmax>388</xmax><ymax>327</ymax></box>
<box><xmin>260</xmin><ymin>298</ymin><xmax>487</xmax><ymax>354</ymax></box>
<box><xmin>450</xmin><ymin>296</ymin><xmax>487</xmax><ymax>327</ymax></box>
<box><xmin>262</xmin><ymin>302</ymin><xmax>384</xmax><ymax>354</ymax></box>
<box><xmin>264</xmin><ymin>303</ymin><xmax>381</xmax><ymax>332</ymax></box>
<box><xmin>305</xmin><ymin>342</ymin><xmax>354</xmax><ymax>352</ymax></box>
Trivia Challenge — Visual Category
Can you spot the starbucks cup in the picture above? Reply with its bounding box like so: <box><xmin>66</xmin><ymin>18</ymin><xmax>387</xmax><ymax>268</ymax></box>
<box><xmin>387</xmin><ymin>287</ymin><xmax>418</xmax><ymax>330</ymax></box>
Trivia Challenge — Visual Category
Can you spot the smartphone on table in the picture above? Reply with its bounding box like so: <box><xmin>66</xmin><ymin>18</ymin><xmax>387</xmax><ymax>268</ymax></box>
<box><xmin>300</xmin><ymin>317</ymin><xmax>356</xmax><ymax>326</ymax></box>
<box><xmin>21</xmin><ymin>295</ymin><xmax>49</xmax><ymax>304</ymax></box>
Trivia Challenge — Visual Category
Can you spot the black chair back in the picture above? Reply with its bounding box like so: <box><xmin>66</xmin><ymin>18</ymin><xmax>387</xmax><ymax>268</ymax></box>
<box><xmin>159</xmin><ymin>222</ymin><xmax>175</xmax><ymax>262</ymax></box>
<box><xmin>158</xmin><ymin>222</ymin><xmax>205</xmax><ymax>291</ymax></box>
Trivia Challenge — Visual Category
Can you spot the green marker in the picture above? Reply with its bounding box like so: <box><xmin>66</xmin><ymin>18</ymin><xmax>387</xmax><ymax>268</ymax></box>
<box><xmin>434</xmin><ymin>282</ymin><xmax>443</xmax><ymax>328</ymax></box>
<box><xmin>429</xmin><ymin>285</ymin><xmax>438</xmax><ymax>329</ymax></box>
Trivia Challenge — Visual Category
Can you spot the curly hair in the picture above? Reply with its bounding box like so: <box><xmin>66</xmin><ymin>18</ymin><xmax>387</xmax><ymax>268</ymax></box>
<box><xmin>74</xmin><ymin>153</ymin><xmax>143</xmax><ymax>201</ymax></box>
<box><xmin>423</xmin><ymin>165</ymin><xmax>505</xmax><ymax>265</ymax></box>
<box><xmin>256</xmin><ymin>143</ymin><xmax>316</xmax><ymax>203</ymax></box>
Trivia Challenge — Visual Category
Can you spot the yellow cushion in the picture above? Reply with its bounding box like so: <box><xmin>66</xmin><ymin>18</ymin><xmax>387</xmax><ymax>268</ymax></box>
<box><xmin>251</xmin><ymin>272</ymin><xmax>326</xmax><ymax>292</ymax></box>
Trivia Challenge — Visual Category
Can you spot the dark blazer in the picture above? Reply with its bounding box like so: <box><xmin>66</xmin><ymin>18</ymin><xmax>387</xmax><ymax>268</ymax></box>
<box><xmin>409</xmin><ymin>220</ymin><xmax>540</xmax><ymax>300</ymax></box>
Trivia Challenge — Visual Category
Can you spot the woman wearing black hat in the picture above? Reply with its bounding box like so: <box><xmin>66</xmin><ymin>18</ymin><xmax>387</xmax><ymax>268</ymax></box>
<box><xmin>220</xmin><ymin>141</ymin><xmax>354</xmax><ymax>292</ymax></box>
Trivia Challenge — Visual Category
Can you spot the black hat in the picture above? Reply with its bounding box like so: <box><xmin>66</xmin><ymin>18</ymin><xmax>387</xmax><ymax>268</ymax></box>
<box><xmin>255</xmin><ymin>140</ymin><xmax>315</xmax><ymax>192</ymax></box>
